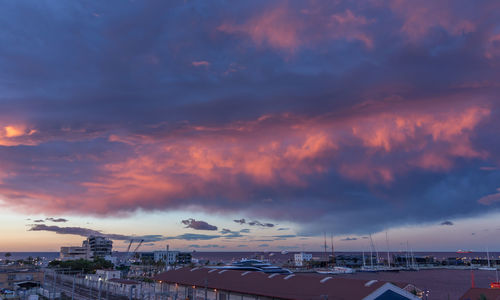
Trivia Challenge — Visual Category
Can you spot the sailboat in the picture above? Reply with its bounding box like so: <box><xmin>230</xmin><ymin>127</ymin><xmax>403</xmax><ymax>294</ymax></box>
<box><xmin>316</xmin><ymin>233</ymin><xmax>355</xmax><ymax>274</ymax></box>
<box><xmin>479</xmin><ymin>248</ymin><xmax>496</xmax><ymax>271</ymax></box>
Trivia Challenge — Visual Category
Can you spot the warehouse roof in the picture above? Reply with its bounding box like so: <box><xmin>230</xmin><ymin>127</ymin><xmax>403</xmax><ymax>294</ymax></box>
<box><xmin>153</xmin><ymin>267</ymin><xmax>420</xmax><ymax>300</ymax></box>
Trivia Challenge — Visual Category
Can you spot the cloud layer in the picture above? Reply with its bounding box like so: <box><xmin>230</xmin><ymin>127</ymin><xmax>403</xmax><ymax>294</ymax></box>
<box><xmin>1</xmin><ymin>0</ymin><xmax>500</xmax><ymax>236</ymax></box>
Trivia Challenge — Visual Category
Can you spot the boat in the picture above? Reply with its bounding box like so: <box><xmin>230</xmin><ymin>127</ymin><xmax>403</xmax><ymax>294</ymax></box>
<box><xmin>479</xmin><ymin>248</ymin><xmax>497</xmax><ymax>271</ymax></box>
<box><xmin>316</xmin><ymin>266</ymin><xmax>355</xmax><ymax>274</ymax></box>
<box><xmin>457</xmin><ymin>250</ymin><xmax>473</xmax><ymax>253</ymax></box>
<box><xmin>280</xmin><ymin>250</ymin><xmax>288</xmax><ymax>255</ymax></box>
<box><xmin>210</xmin><ymin>259</ymin><xmax>292</xmax><ymax>274</ymax></box>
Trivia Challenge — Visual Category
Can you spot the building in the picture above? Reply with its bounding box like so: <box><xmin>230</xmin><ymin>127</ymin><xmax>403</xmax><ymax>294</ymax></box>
<box><xmin>176</xmin><ymin>252</ymin><xmax>192</xmax><ymax>265</ymax></box>
<box><xmin>294</xmin><ymin>252</ymin><xmax>313</xmax><ymax>267</ymax></box>
<box><xmin>96</xmin><ymin>269</ymin><xmax>121</xmax><ymax>281</ymax></box>
<box><xmin>59</xmin><ymin>235</ymin><xmax>113</xmax><ymax>261</ymax></box>
<box><xmin>154</xmin><ymin>250</ymin><xmax>179</xmax><ymax>264</ymax></box>
<box><xmin>60</xmin><ymin>246</ymin><xmax>88</xmax><ymax>261</ymax></box>
<box><xmin>87</xmin><ymin>236</ymin><xmax>113</xmax><ymax>258</ymax></box>
<box><xmin>460</xmin><ymin>287</ymin><xmax>500</xmax><ymax>299</ymax></box>
<box><xmin>153</xmin><ymin>267</ymin><xmax>421</xmax><ymax>300</ymax></box>
<box><xmin>0</xmin><ymin>267</ymin><xmax>43</xmax><ymax>290</ymax></box>
<box><xmin>153</xmin><ymin>245</ymin><xmax>181</xmax><ymax>265</ymax></box>
<box><xmin>107</xmin><ymin>278</ymin><xmax>144</xmax><ymax>298</ymax></box>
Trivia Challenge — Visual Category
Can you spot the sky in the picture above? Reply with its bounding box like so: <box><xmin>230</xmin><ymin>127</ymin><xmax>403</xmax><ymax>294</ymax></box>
<box><xmin>1</xmin><ymin>0</ymin><xmax>500</xmax><ymax>252</ymax></box>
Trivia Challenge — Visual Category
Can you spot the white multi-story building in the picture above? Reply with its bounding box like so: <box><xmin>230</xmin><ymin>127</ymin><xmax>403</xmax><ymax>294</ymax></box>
<box><xmin>59</xmin><ymin>236</ymin><xmax>113</xmax><ymax>261</ymax></box>
<box><xmin>87</xmin><ymin>236</ymin><xmax>113</xmax><ymax>258</ymax></box>
<box><xmin>294</xmin><ymin>252</ymin><xmax>313</xmax><ymax>267</ymax></box>
<box><xmin>153</xmin><ymin>245</ymin><xmax>179</xmax><ymax>264</ymax></box>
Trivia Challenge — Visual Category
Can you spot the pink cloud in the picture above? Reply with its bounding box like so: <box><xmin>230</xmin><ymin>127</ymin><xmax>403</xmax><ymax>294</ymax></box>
<box><xmin>192</xmin><ymin>61</ymin><xmax>211</xmax><ymax>67</ymax></box>
<box><xmin>218</xmin><ymin>5</ymin><xmax>302</xmax><ymax>51</ymax></box>
<box><xmin>0</xmin><ymin>124</ymin><xmax>38</xmax><ymax>146</ymax></box>
<box><xmin>0</xmin><ymin>100</ymin><xmax>491</xmax><ymax>214</ymax></box>
<box><xmin>478</xmin><ymin>189</ymin><xmax>500</xmax><ymax>205</ymax></box>
<box><xmin>218</xmin><ymin>4</ymin><xmax>373</xmax><ymax>52</ymax></box>
<box><xmin>485</xmin><ymin>33</ymin><xmax>500</xmax><ymax>59</ymax></box>
<box><xmin>386</xmin><ymin>0</ymin><xmax>476</xmax><ymax>41</ymax></box>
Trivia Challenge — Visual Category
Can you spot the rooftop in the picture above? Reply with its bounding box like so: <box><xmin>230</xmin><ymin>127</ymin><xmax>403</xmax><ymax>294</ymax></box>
<box><xmin>460</xmin><ymin>287</ymin><xmax>500</xmax><ymax>300</ymax></box>
<box><xmin>153</xmin><ymin>267</ymin><xmax>419</xmax><ymax>300</ymax></box>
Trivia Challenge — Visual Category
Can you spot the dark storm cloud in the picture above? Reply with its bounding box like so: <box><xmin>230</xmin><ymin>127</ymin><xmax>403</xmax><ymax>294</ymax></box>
<box><xmin>2</xmin><ymin>0</ymin><xmax>500</xmax><ymax>237</ymax></box>
<box><xmin>46</xmin><ymin>217</ymin><xmax>68</xmax><ymax>223</ymax></box>
<box><xmin>272</xmin><ymin>235</ymin><xmax>296</xmax><ymax>239</ymax></box>
<box><xmin>181</xmin><ymin>219</ymin><xmax>218</xmax><ymax>231</ymax></box>
<box><xmin>248</xmin><ymin>221</ymin><xmax>275</xmax><ymax>228</ymax></box>
<box><xmin>188</xmin><ymin>244</ymin><xmax>225</xmax><ymax>248</ymax></box>
<box><xmin>440</xmin><ymin>221</ymin><xmax>454</xmax><ymax>226</ymax></box>
<box><xmin>28</xmin><ymin>224</ymin><xmax>164</xmax><ymax>242</ymax></box>
<box><xmin>165</xmin><ymin>234</ymin><xmax>221</xmax><ymax>241</ymax></box>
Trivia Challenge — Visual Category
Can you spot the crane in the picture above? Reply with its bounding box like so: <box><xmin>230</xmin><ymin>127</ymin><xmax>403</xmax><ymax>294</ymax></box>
<box><xmin>132</xmin><ymin>239</ymin><xmax>144</xmax><ymax>257</ymax></box>
<box><xmin>126</xmin><ymin>239</ymin><xmax>134</xmax><ymax>254</ymax></box>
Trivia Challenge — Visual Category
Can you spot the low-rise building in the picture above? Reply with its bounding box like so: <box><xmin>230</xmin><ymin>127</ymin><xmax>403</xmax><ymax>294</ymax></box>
<box><xmin>153</xmin><ymin>267</ymin><xmax>421</xmax><ymax>300</ymax></box>
<box><xmin>294</xmin><ymin>252</ymin><xmax>313</xmax><ymax>267</ymax></box>
<box><xmin>176</xmin><ymin>252</ymin><xmax>192</xmax><ymax>265</ymax></box>
<box><xmin>107</xmin><ymin>278</ymin><xmax>143</xmax><ymax>298</ymax></box>
<box><xmin>60</xmin><ymin>246</ymin><xmax>88</xmax><ymax>261</ymax></box>
<box><xmin>154</xmin><ymin>250</ymin><xmax>179</xmax><ymax>264</ymax></box>
<box><xmin>0</xmin><ymin>267</ymin><xmax>43</xmax><ymax>290</ymax></box>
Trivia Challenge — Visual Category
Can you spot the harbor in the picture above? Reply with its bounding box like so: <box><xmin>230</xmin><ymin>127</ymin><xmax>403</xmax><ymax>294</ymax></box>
<box><xmin>3</xmin><ymin>245</ymin><xmax>500</xmax><ymax>299</ymax></box>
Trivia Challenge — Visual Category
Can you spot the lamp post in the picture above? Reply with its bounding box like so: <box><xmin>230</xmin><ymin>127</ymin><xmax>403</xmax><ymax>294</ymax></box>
<box><xmin>98</xmin><ymin>277</ymin><xmax>102</xmax><ymax>300</ymax></box>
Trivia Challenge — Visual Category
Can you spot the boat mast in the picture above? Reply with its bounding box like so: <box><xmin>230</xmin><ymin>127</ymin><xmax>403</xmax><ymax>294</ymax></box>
<box><xmin>369</xmin><ymin>234</ymin><xmax>378</xmax><ymax>266</ymax></box>
<box><xmin>487</xmin><ymin>247</ymin><xmax>491</xmax><ymax>268</ymax></box>
<box><xmin>369</xmin><ymin>239</ymin><xmax>374</xmax><ymax>269</ymax></box>
<box><xmin>324</xmin><ymin>232</ymin><xmax>328</xmax><ymax>264</ymax></box>
<box><xmin>331</xmin><ymin>234</ymin><xmax>335</xmax><ymax>267</ymax></box>
<box><xmin>386</xmin><ymin>231</ymin><xmax>391</xmax><ymax>268</ymax></box>
<box><xmin>406</xmin><ymin>241</ymin><xmax>409</xmax><ymax>269</ymax></box>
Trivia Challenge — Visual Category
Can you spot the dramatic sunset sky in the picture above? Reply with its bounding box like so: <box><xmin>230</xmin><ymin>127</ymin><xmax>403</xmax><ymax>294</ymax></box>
<box><xmin>1</xmin><ymin>0</ymin><xmax>500</xmax><ymax>252</ymax></box>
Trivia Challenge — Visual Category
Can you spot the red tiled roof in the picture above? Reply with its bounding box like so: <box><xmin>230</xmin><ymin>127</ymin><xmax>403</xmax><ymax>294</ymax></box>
<box><xmin>460</xmin><ymin>287</ymin><xmax>500</xmax><ymax>300</ymax></box>
<box><xmin>153</xmin><ymin>267</ymin><xmax>413</xmax><ymax>300</ymax></box>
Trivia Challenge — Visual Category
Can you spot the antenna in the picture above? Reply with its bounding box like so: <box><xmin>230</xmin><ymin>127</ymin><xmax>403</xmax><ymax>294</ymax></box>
<box><xmin>331</xmin><ymin>234</ymin><xmax>335</xmax><ymax>267</ymax></box>
<box><xmin>406</xmin><ymin>241</ymin><xmax>409</xmax><ymax>269</ymax></box>
<box><xmin>324</xmin><ymin>232</ymin><xmax>328</xmax><ymax>262</ymax></box>
<box><xmin>487</xmin><ymin>247</ymin><xmax>491</xmax><ymax>268</ymax></box>
<box><xmin>385</xmin><ymin>231</ymin><xmax>391</xmax><ymax>268</ymax></box>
